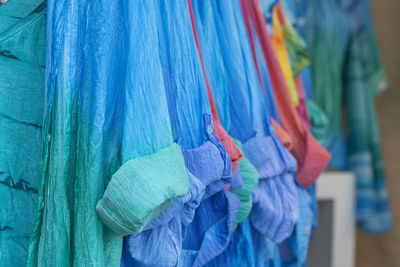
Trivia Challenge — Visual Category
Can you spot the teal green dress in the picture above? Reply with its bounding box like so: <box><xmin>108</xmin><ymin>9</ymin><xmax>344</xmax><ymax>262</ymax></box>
<box><xmin>303</xmin><ymin>0</ymin><xmax>392</xmax><ymax>232</ymax></box>
<box><xmin>0</xmin><ymin>1</ymin><xmax>46</xmax><ymax>265</ymax></box>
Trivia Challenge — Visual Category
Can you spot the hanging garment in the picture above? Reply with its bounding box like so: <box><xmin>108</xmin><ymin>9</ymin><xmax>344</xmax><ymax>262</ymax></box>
<box><xmin>271</xmin><ymin>6</ymin><xmax>315</xmax><ymax>267</ymax></box>
<box><xmin>245</xmin><ymin>0</ymin><xmax>331</xmax><ymax>188</ymax></box>
<box><xmin>280</xmin><ymin>0</ymin><xmax>326</xmax><ymax>233</ymax></box>
<box><xmin>191</xmin><ymin>0</ymin><xmax>259</xmax><ymax>230</ymax></box>
<box><xmin>122</xmin><ymin>1</ymin><xmax>239</xmax><ymax>265</ymax></box>
<box><xmin>301</xmin><ymin>0</ymin><xmax>351</xmax><ymax>169</ymax></box>
<box><xmin>27</xmin><ymin>1</ymin><xmax>191</xmax><ymax>266</ymax></box>
<box><xmin>205</xmin><ymin>219</ymin><xmax>257</xmax><ymax>267</ymax></box>
<box><xmin>340</xmin><ymin>0</ymin><xmax>392</xmax><ymax>233</ymax></box>
<box><xmin>193</xmin><ymin>0</ymin><xmax>299</xmax><ymax>244</ymax></box>
<box><xmin>251</xmin><ymin>3</ymin><xmax>316</xmax><ymax>266</ymax></box>
<box><xmin>302</xmin><ymin>0</ymin><xmax>392</xmax><ymax>232</ymax></box>
<box><xmin>0</xmin><ymin>1</ymin><xmax>46</xmax><ymax>266</ymax></box>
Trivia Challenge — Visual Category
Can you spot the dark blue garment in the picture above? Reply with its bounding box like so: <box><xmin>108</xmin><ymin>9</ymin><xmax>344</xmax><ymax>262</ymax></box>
<box><xmin>205</xmin><ymin>219</ymin><xmax>256</xmax><ymax>267</ymax></box>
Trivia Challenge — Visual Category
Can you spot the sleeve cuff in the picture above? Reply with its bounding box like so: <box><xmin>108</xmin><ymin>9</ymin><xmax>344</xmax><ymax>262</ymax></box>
<box><xmin>96</xmin><ymin>143</ymin><xmax>190</xmax><ymax>235</ymax></box>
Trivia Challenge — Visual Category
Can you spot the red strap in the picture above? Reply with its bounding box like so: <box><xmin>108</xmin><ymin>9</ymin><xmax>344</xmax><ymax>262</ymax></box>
<box><xmin>187</xmin><ymin>0</ymin><xmax>220</xmax><ymax>122</ymax></box>
<box><xmin>187</xmin><ymin>0</ymin><xmax>242</xmax><ymax>172</ymax></box>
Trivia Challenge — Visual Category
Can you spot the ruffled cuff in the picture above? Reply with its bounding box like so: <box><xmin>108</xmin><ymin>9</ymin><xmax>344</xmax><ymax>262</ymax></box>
<box><xmin>182</xmin><ymin>141</ymin><xmax>232</xmax><ymax>199</ymax></box>
<box><xmin>250</xmin><ymin>173</ymin><xmax>299</xmax><ymax>243</ymax></box>
<box><xmin>242</xmin><ymin>133</ymin><xmax>286</xmax><ymax>180</ymax></box>
<box><xmin>121</xmin><ymin>171</ymin><xmax>206</xmax><ymax>267</ymax></box>
<box><xmin>96</xmin><ymin>143</ymin><xmax>190</xmax><ymax>235</ymax></box>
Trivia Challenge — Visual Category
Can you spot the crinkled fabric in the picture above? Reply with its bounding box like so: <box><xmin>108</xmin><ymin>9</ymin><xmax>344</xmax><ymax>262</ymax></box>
<box><xmin>272</xmin><ymin>118</ymin><xmax>294</xmax><ymax>151</ymax></box>
<box><xmin>231</xmin><ymin>166</ymin><xmax>245</xmax><ymax>191</ymax></box>
<box><xmin>121</xmin><ymin>1</ymin><xmax>238</xmax><ymax>265</ymax></box>
<box><xmin>278</xmin><ymin>183</ymin><xmax>314</xmax><ymax>267</ymax></box>
<box><xmin>121</xmin><ymin>171</ymin><xmax>205</xmax><ymax>267</ymax></box>
<box><xmin>121</xmin><ymin>139</ymin><xmax>232</xmax><ymax>267</ymax></box>
<box><xmin>251</xmin><ymin>227</ymin><xmax>279</xmax><ymax>267</ymax></box>
<box><xmin>306</xmin><ymin>100</ymin><xmax>329</xmax><ymax>144</ymax></box>
<box><xmin>188</xmin><ymin>0</ymin><xmax>243</xmax><ymax>174</ymax></box>
<box><xmin>279</xmin><ymin>2</ymin><xmax>322</xmax><ymax>231</ymax></box>
<box><xmin>270</xmin><ymin>4</ymin><xmax>299</xmax><ymax>107</ymax></box>
<box><xmin>182</xmin><ymin>138</ymin><xmax>232</xmax><ymax>200</ymax></box>
<box><xmin>0</xmin><ymin>1</ymin><xmax>45</xmax><ymax>265</ymax></box>
<box><xmin>180</xmin><ymin>126</ymin><xmax>238</xmax><ymax>267</ymax></box>
<box><xmin>300</xmin><ymin>0</ymin><xmax>392</xmax><ymax>232</ymax></box>
<box><xmin>27</xmin><ymin>1</ymin><xmax>191</xmax><ymax>266</ymax></box>
<box><xmin>300</xmin><ymin>67</ymin><xmax>314</xmax><ymax>100</ymax></box>
<box><xmin>232</xmin><ymin>140</ymin><xmax>259</xmax><ymax>228</ymax></box>
<box><xmin>155</xmin><ymin>0</ymin><xmax>232</xmax><ymax>199</ymax></box>
<box><xmin>192</xmin><ymin>0</ymin><xmax>298</xmax><ymax>244</ymax></box>
<box><xmin>259</xmin><ymin>0</ymin><xmax>280</xmax><ymax>24</ymax></box>
<box><xmin>250</xmin><ymin>172</ymin><xmax>298</xmax><ymax>243</ymax></box>
<box><xmin>340</xmin><ymin>0</ymin><xmax>392</xmax><ymax>233</ymax></box>
<box><xmin>245</xmin><ymin>0</ymin><xmax>331</xmax><ymax>188</ymax></box>
<box><xmin>216</xmin><ymin>0</ymin><xmax>298</xmax><ymax>243</ymax></box>
<box><xmin>192</xmin><ymin>0</ymin><xmax>255</xmax><ymax>143</ymax></box>
<box><xmin>96</xmin><ymin>144</ymin><xmax>190</xmax><ymax>236</ymax></box>
<box><xmin>253</xmin><ymin>29</ymin><xmax>280</xmax><ymax>122</ymax></box>
<box><xmin>181</xmin><ymin>190</ymin><xmax>240</xmax><ymax>267</ymax></box>
<box><xmin>294</xmin><ymin>77</ymin><xmax>311</xmax><ymax>129</ymax></box>
<box><xmin>281</xmin><ymin>20</ymin><xmax>311</xmax><ymax>78</ymax></box>
<box><xmin>302</xmin><ymin>0</ymin><xmax>351</xmax><ymax>170</ymax></box>
<box><xmin>340</xmin><ymin>0</ymin><xmax>388</xmax><ymax>95</ymax></box>
<box><xmin>205</xmin><ymin>219</ymin><xmax>256</xmax><ymax>267</ymax></box>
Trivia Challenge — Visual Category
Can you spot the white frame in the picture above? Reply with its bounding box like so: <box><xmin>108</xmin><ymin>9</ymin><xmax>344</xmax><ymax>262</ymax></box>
<box><xmin>315</xmin><ymin>171</ymin><xmax>356</xmax><ymax>267</ymax></box>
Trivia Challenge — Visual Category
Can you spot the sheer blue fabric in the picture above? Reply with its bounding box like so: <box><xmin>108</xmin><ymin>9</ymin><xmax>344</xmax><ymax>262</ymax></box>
<box><xmin>191</xmin><ymin>1</ymin><xmax>299</xmax><ymax>266</ymax></box>
<box><xmin>121</xmin><ymin>1</ymin><xmax>240</xmax><ymax>266</ymax></box>
<box><xmin>27</xmin><ymin>0</ymin><xmax>192</xmax><ymax>265</ymax></box>
<box><xmin>230</xmin><ymin>0</ymin><xmax>298</xmax><ymax>243</ymax></box>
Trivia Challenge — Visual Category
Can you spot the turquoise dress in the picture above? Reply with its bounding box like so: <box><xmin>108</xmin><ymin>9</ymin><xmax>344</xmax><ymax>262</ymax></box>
<box><xmin>300</xmin><ymin>0</ymin><xmax>392</xmax><ymax>232</ymax></box>
<box><xmin>27</xmin><ymin>0</ymin><xmax>191</xmax><ymax>266</ymax></box>
<box><xmin>0</xmin><ymin>1</ymin><xmax>45</xmax><ymax>265</ymax></box>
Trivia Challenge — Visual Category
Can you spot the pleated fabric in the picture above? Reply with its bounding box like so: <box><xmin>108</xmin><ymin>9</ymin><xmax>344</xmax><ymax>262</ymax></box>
<box><xmin>121</xmin><ymin>1</ymin><xmax>241</xmax><ymax>266</ymax></box>
<box><xmin>301</xmin><ymin>0</ymin><xmax>392</xmax><ymax>233</ymax></box>
<box><xmin>27</xmin><ymin>1</ymin><xmax>191</xmax><ymax>266</ymax></box>
<box><xmin>245</xmin><ymin>0</ymin><xmax>331</xmax><ymax>188</ymax></box>
<box><xmin>341</xmin><ymin>0</ymin><xmax>392</xmax><ymax>233</ymax></box>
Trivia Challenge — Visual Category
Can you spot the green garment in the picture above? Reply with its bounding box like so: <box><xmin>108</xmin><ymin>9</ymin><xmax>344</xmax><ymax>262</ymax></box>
<box><xmin>342</xmin><ymin>0</ymin><xmax>391</xmax><ymax>233</ymax></box>
<box><xmin>282</xmin><ymin>23</ymin><xmax>311</xmax><ymax>77</ymax></box>
<box><xmin>305</xmin><ymin>0</ymin><xmax>392</xmax><ymax>232</ymax></box>
<box><xmin>26</xmin><ymin>0</ymin><xmax>191</xmax><ymax>266</ymax></box>
<box><xmin>232</xmin><ymin>140</ymin><xmax>259</xmax><ymax>230</ymax></box>
<box><xmin>0</xmin><ymin>1</ymin><xmax>46</xmax><ymax>266</ymax></box>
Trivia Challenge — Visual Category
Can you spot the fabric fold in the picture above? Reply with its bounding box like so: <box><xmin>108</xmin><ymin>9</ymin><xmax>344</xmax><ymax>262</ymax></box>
<box><xmin>96</xmin><ymin>143</ymin><xmax>190</xmax><ymax>236</ymax></box>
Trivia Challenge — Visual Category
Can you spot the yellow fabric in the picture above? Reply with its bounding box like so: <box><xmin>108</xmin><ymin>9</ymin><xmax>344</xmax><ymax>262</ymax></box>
<box><xmin>271</xmin><ymin>5</ymin><xmax>299</xmax><ymax>107</ymax></box>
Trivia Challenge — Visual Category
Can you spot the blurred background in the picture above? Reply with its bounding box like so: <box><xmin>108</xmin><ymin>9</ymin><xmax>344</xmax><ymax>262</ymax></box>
<box><xmin>357</xmin><ymin>1</ymin><xmax>400</xmax><ymax>266</ymax></box>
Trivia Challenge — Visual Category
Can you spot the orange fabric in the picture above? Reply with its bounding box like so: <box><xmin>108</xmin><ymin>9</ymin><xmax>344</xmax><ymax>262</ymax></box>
<box><xmin>271</xmin><ymin>118</ymin><xmax>294</xmax><ymax>151</ymax></box>
<box><xmin>245</xmin><ymin>0</ymin><xmax>331</xmax><ymax>187</ymax></box>
<box><xmin>187</xmin><ymin>0</ymin><xmax>242</xmax><ymax>172</ymax></box>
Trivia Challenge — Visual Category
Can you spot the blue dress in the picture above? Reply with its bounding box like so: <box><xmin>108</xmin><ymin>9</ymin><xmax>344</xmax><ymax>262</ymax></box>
<box><xmin>192</xmin><ymin>0</ymin><xmax>299</xmax><ymax>266</ymax></box>
<box><xmin>28</xmin><ymin>0</ymin><xmax>191</xmax><ymax>266</ymax></box>
<box><xmin>122</xmin><ymin>1</ymin><xmax>239</xmax><ymax>266</ymax></box>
